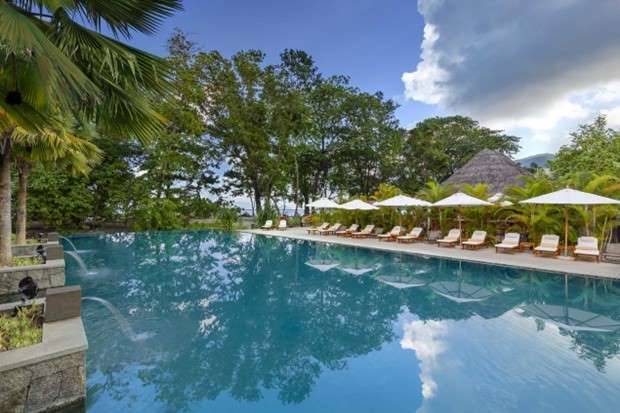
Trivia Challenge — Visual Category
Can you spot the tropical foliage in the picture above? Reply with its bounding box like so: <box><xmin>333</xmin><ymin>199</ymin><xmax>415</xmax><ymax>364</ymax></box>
<box><xmin>0</xmin><ymin>0</ymin><xmax>182</xmax><ymax>264</ymax></box>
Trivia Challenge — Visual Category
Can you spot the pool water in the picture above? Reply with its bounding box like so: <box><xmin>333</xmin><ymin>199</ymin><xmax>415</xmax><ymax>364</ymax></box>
<box><xmin>64</xmin><ymin>230</ymin><xmax>620</xmax><ymax>412</ymax></box>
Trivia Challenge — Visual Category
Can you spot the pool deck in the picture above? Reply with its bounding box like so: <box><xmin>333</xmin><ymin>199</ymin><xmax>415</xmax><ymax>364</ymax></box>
<box><xmin>242</xmin><ymin>227</ymin><xmax>620</xmax><ymax>280</ymax></box>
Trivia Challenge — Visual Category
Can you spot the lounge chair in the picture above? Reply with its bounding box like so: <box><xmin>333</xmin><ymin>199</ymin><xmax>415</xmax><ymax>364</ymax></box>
<box><xmin>462</xmin><ymin>230</ymin><xmax>487</xmax><ymax>250</ymax></box>
<box><xmin>368</xmin><ymin>227</ymin><xmax>384</xmax><ymax>238</ymax></box>
<box><xmin>319</xmin><ymin>223</ymin><xmax>342</xmax><ymax>235</ymax></box>
<box><xmin>397</xmin><ymin>227</ymin><xmax>424</xmax><ymax>243</ymax></box>
<box><xmin>307</xmin><ymin>222</ymin><xmax>329</xmax><ymax>234</ymax></box>
<box><xmin>495</xmin><ymin>232</ymin><xmax>520</xmax><ymax>253</ymax></box>
<box><xmin>377</xmin><ymin>226</ymin><xmax>402</xmax><ymax>242</ymax></box>
<box><xmin>277</xmin><ymin>220</ymin><xmax>287</xmax><ymax>230</ymax></box>
<box><xmin>437</xmin><ymin>229</ymin><xmax>461</xmax><ymax>247</ymax></box>
<box><xmin>262</xmin><ymin>220</ymin><xmax>273</xmax><ymax>230</ymax></box>
<box><xmin>602</xmin><ymin>243</ymin><xmax>620</xmax><ymax>263</ymax></box>
<box><xmin>336</xmin><ymin>224</ymin><xmax>359</xmax><ymax>237</ymax></box>
<box><xmin>534</xmin><ymin>234</ymin><xmax>560</xmax><ymax>257</ymax></box>
<box><xmin>574</xmin><ymin>236</ymin><xmax>600</xmax><ymax>262</ymax></box>
<box><xmin>351</xmin><ymin>225</ymin><xmax>375</xmax><ymax>238</ymax></box>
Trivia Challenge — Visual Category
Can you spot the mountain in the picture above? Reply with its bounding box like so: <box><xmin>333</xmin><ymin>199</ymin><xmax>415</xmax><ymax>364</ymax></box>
<box><xmin>517</xmin><ymin>153</ymin><xmax>555</xmax><ymax>169</ymax></box>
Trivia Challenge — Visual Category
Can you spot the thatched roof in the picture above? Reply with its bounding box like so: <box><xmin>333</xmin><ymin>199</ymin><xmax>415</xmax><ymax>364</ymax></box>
<box><xmin>443</xmin><ymin>149</ymin><xmax>531</xmax><ymax>192</ymax></box>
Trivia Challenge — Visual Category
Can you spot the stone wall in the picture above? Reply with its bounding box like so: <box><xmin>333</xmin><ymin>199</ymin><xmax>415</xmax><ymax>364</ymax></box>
<box><xmin>0</xmin><ymin>317</ymin><xmax>88</xmax><ymax>413</ymax></box>
<box><xmin>0</xmin><ymin>260</ymin><xmax>65</xmax><ymax>295</ymax></box>
<box><xmin>0</xmin><ymin>351</ymin><xmax>85</xmax><ymax>413</ymax></box>
<box><xmin>12</xmin><ymin>242</ymin><xmax>60</xmax><ymax>258</ymax></box>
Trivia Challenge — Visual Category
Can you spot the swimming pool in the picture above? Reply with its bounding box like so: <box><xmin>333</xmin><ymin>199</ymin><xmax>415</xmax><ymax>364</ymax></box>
<box><xmin>64</xmin><ymin>230</ymin><xmax>620</xmax><ymax>412</ymax></box>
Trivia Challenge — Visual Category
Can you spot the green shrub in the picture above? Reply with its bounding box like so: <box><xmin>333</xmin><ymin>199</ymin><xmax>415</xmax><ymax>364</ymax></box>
<box><xmin>11</xmin><ymin>256</ymin><xmax>45</xmax><ymax>267</ymax></box>
<box><xmin>287</xmin><ymin>216</ymin><xmax>302</xmax><ymax>227</ymax></box>
<box><xmin>256</xmin><ymin>206</ymin><xmax>277</xmax><ymax>227</ymax></box>
<box><xmin>216</xmin><ymin>207</ymin><xmax>240</xmax><ymax>231</ymax></box>
<box><xmin>0</xmin><ymin>306</ymin><xmax>43</xmax><ymax>352</ymax></box>
<box><xmin>132</xmin><ymin>198</ymin><xmax>184</xmax><ymax>231</ymax></box>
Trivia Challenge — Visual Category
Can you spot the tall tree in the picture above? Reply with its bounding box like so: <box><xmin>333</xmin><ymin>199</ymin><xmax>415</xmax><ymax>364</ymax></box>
<box><xmin>0</xmin><ymin>0</ymin><xmax>181</xmax><ymax>265</ymax></box>
<box><xmin>398</xmin><ymin>116</ymin><xmax>521</xmax><ymax>192</ymax></box>
<box><xmin>550</xmin><ymin>115</ymin><xmax>620</xmax><ymax>178</ymax></box>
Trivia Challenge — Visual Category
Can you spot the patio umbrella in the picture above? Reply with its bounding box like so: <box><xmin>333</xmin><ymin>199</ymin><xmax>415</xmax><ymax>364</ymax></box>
<box><xmin>433</xmin><ymin>192</ymin><xmax>493</xmax><ymax>243</ymax></box>
<box><xmin>340</xmin><ymin>264</ymin><xmax>380</xmax><ymax>276</ymax></box>
<box><xmin>516</xmin><ymin>304</ymin><xmax>620</xmax><ymax>332</ymax></box>
<box><xmin>375</xmin><ymin>274</ymin><xmax>427</xmax><ymax>289</ymax></box>
<box><xmin>307</xmin><ymin>198</ymin><xmax>340</xmax><ymax>209</ymax></box>
<box><xmin>375</xmin><ymin>195</ymin><xmax>433</xmax><ymax>226</ymax></box>
<box><xmin>338</xmin><ymin>199</ymin><xmax>379</xmax><ymax>210</ymax></box>
<box><xmin>429</xmin><ymin>281</ymin><xmax>495</xmax><ymax>303</ymax></box>
<box><xmin>374</xmin><ymin>195</ymin><xmax>432</xmax><ymax>208</ymax></box>
<box><xmin>520</xmin><ymin>188</ymin><xmax>620</xmax><ymax>257</ymax></box>
<box><xmin>305</xmin><ymin>260</ymin><xmax>339</xmax><ymax>272</ymax></box>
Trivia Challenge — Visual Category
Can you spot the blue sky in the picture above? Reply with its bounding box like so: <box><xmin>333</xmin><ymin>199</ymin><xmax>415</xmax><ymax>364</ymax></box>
<box><xmin>129</xmin><ymin>0</ymin><xmax>620</xmax><ymax>158</ymax></box>
<box><xmin>129</xmin><ymin>0</ymin><xmax>437</xmax><ymax>131</ymax></box>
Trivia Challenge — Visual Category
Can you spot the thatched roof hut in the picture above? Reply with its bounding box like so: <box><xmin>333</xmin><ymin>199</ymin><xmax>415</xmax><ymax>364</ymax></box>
<box><xmin>443</xmin><ymin>149</ymin><xmax>531</xmax><ymax>192</ymax></box>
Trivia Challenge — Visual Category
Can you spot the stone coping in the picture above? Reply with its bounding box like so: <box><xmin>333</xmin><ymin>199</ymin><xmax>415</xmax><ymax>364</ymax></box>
<box><xmin>12</xmin><ymin>241</ymin><xmax>59</xmax><ymax>248</ymax></box>
<box><xmin>0</xmin><ymin>317</ymin><xmax>88</xmax><ymax>373</ymax></box>
<box><xmin>242</xmin><ymin>228</ymin><xmax>620</xmax><ymax>280</ymax></box>
<box><xmin>0</xmin><ymin>258</ymin><xmax>65</xmax><ymax>274</ymax></box>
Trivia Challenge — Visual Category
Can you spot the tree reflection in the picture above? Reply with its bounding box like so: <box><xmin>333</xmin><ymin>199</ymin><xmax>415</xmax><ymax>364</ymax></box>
<box><xmin>69</xmin><ymin>231</ymin><xmax>620</xmax><ymax>411</ymax></box>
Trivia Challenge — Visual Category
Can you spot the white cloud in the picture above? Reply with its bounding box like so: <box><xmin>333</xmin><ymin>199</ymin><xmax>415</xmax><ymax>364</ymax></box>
<box><xmin>602</xmin><ymin>106</ymin><xmax>620</xmax><ymax>128</ymax></box>
<box><xmin>403</xmin><ymin>0</ymin><xmax>620</xmax><ymax>154</ymax></box>
<box><xmin>400</xmin><ymin>320</ymin><xmax>447</xmax><ymax>399</ymax></box>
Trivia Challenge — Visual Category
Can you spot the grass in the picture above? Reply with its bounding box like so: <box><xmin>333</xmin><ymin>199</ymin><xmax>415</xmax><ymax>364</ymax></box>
<box><xmin>11</xmin><ymin>256</ymin><xmax>45</xmax><ymax>267</ymax></box>
<box><xmin>0</xmin><ymin>306</ymin><xmax>43</xmax><ymax>352</ymax></box>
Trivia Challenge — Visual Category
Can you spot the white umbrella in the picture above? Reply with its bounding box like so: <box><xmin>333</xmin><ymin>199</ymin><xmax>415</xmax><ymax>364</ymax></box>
<box><xmin>340</xmin><ymin>264</ymin><xmax>380</xmax><ymax>276</ymax></box>
<box><xmin>305</xmin><ymin>260</ymin><xmax>339</xmax><ymax>272</ymax></box>
<box><xmin>375</xmin><ymin>195</ymin><xmax>432</xmax><ymax>226</ymax></box>
<box><xmin>520</xmin><ymin>188</ymin><xmax>620</xmax><ymax>256</ymax></box>
<box><xmin>338</xmin><ymin>199</ymin><xmax>379</xmax><ymax>210</ymax></box>
<box><xmin>374</xmin><ymin>195</ymin><xmax>432</xmax><ymax>207</ymax></box>
<box><xmin>429</xmin><ymin>281</ymin><xmax>495</xmax><ymax>303</ymax></box>
<box><xmin>516</xmin><ymin>304</ymin><xmax>620</xmax><ymax>332</ymax></box>
<box><xmin>488</xmin><ymin>192</ymin><xmax>504</xmax><ymax>203</ymax></box>
<box><xmin>375</xmin><ymin>275</ymin><xmax>427</xmax><ymax>289</ymax></box>
<box><xmin>307</xmin><ymin>198</ymin><xmax>340</xmax><ymax>209</ymax></box>
<box><xmin>433</xmin><ymin>192</ymin><xmax>492</xmax><ymax>243</ymax></box>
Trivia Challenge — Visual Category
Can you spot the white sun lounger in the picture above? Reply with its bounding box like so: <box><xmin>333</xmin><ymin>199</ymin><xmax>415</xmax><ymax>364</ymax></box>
<box><xmin>495</xmin><ymin>232</ymin><xmax>520</xmax><ymax>253</ymax></box>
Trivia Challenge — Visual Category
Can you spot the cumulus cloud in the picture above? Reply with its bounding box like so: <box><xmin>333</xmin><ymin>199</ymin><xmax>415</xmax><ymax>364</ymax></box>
<box><xmin>403</xmin><ymin>0</ymin><xmax>620</xmax><ymax>152</ymax></box>
<box><xmin>400</xmin><ymin>320</ymin><xmax>447</xmax><ymax>399</ymax></box>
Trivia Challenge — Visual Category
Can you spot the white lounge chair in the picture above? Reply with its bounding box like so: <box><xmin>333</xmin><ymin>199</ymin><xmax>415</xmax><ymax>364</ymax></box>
<box><xmin>437</xmin><ymin>229</ymin><xmax>461</xmax><ymax>247</ymax></box>
<box><xmin>495</xmin><ymin>232</ymin><xmax>520</xmax><ymax>254</ymax></box>
<box><xmin>351</xmin><ymin>225</ymin><xmax>375</xmax><ymax>238</ymax></box>
<box><xmin>378</xmin><ymin>226</ymin><xmax>402</xmax><ymax>242</ymax></box>
<box><xmin>262</xmin><ymin>220</ymin><xmax>273</xmax><ymax>230</ymax></box>
<box><xmin>397</xmin><ymin>227</ymin><xmax>424</xmax><ymax>243</ymax></box>
<box><xmin>307</xmin><ymin>222</ymin><xmax>329</xmax><ymax>234</ymax></box>
<box><xmin>462</xmin><ymin>230</ymin><xmax>487</xmax><ymax>250</ymax></box>
<box><xmin>574</xmin><ymin>236</ymin><xmax>600</xmax><ymax>262</ymax></box>
<box><xmin>277</xmin><ymin>219</ymin><xmax>287</xmax><ymax>230</ymax></box>
<box><xmin>534</xmin><ymin>234</ymin><xmax>560</xmax><ymax>257</ymax></box>
<box><xmin>336</xmin><ymin>224</ymin><xmax>359</xmax><ymax>237</ymax></box>
<box><xmin>319</xmin><ymin>223</ymin><xmax>342</xmax><ymax>235</ymax></box>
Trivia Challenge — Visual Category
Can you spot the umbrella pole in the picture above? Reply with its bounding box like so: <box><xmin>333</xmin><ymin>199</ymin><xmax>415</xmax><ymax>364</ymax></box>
<box><xmin>458</xmin><ymin>213</ymin><xmax>462</xmax><ymax>245</ymax></box>
<box><xmin>564</xmin><ymin>207</ymin><xmax>569</xmax><ymax>257</ymax></box>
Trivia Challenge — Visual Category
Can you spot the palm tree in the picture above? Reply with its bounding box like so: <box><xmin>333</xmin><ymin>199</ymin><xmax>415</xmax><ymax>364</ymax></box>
<box><xmin>12</xmin><ymin>123</ymin><xmax>102</xmax><ymax>244</ymax></box>
<box><xmin>417</xmin><ymin>180</ymin><xmax>454</xmax><ymax>231</ymax></box>
<box><xmin>0</xmin><ymin>0</ymin><xmax>181</xmax><ymax>264</ymax></box>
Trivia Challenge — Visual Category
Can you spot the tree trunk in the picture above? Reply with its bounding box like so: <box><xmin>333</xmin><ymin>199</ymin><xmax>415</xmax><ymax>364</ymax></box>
<box><xmin>253</xmin><ymin>187</ymin><xmax>262</xmax><ymax>213</ymax></box>
<box><xmin>15</xmin><ymin>159</ymin><xmax>30</xmax><ymax>245</ymax></box>
<box><xmin>0</xmin><ymin>135</ymin><xmax>12</xmax><ymax>266</ymax></box>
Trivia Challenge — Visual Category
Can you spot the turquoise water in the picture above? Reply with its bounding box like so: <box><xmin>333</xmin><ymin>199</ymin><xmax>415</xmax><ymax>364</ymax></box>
<box><xmin>64</xmin><ymin>230</ymin><xmax>620</xmax><ymax>413</ymax></box>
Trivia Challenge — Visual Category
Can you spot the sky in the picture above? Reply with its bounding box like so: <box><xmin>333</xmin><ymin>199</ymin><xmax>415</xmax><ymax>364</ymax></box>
<box><xmin>130</xmin><ymin>0</ymin><xmax>620</xmax><ymax>159</ymax></box>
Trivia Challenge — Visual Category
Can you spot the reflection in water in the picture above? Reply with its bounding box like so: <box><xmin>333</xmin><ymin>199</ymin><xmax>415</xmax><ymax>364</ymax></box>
<box><xmin>64</xmin><ymin>231</ymin><xmax>620</xmax><ymax>413</ymax></box>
